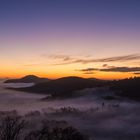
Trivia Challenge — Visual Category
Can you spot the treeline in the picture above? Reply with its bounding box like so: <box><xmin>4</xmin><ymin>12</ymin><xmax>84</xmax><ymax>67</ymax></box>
<box><xmin>111</xmin><ymin>77</ymin><xmax>140</xmax><ymax>101</ymax></box>
<box><xmin>0</xmin><ymin>114</ymin><xmax>89</xmax><ymax>140</ymax></box>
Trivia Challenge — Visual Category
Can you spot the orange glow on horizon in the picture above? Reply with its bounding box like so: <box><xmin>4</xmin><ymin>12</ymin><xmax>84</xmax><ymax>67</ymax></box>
<box><xmin>0</xmin><ymin>70</ymin><xmax>138</xmax><ymax>80</ymax></box>
<box><xmin>0</xmin><ymin>61</ymin><xmax>139</xmax><ymax>80</ymax></box>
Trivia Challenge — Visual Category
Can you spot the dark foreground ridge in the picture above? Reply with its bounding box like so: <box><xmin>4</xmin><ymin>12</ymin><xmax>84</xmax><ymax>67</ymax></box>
<box><xmin>4</xmin><ymin>75</ymin><xmax>50</xmax><ymax>84</ymax></box>
<box><xmin>9</xmin><ymin>76</ymin><xmax>140</xmax><ymax>101</ymax></box>
<box><xmin>111</xmin><ymin>77</ymin><xmax>140</xmax><ymax>101</ymax></box>
<box><xmin>17</xmin><ymin>76</ymin><xmax>107</xmax><ymax>98</ymax></box>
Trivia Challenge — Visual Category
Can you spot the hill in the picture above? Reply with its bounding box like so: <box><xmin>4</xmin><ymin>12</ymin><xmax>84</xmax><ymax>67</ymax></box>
<box><xmin>18</xmin><ymin>76</ymin><xmax>107</xmax><ymax>98</ymax></box>
<box><xmin>111</xmin><ymin>77</ymin><xmax>140</xmax><ymax>101</ymax></box>
<box><xmin>4</xmin><ymin>75</ymin><xmax>50</xmax><ymax>84</ymax></box>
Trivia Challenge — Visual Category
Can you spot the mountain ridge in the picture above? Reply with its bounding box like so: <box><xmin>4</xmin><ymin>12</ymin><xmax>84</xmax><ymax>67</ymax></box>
<box><xmin>15</xmin><ymin>76</ymin><xmax>107</xmax><ymax>98</ymax></box>
<box><xmin>4</xmin><ymin>75</ymin><xmax>50</xmax><ymax>84</ymax></box>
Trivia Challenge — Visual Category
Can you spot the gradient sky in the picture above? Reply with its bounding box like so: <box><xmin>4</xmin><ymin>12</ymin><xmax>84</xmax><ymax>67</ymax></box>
<box><xmin>0</xmin><ymin>0</ymin><xmax>140</xmax><ymax>79</ymax></box>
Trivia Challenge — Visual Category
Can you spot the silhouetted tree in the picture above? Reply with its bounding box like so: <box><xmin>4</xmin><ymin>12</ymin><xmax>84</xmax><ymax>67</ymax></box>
<box><xmin>0</xmin><ymin>115</ymin><xmax>26</xmax><ymax>140</ymax></box>
<box><xmin>24</xmin><ymin>126</ymin><xmax>88</xmax><ymax>140</ymax></box>
<box><xmin>56</xmin><ymin>126</ymin><xmax>87</xmax><ymax>140</ymax></box>
<box><xmin>0</xmin><ymin>115</ymin><xmax>89</xmax><ymax>140</ymax></box>
<box><xmin>24</xmin><ymin>126</ymin><xmax>51</xmax><ymax>140</ymax></box>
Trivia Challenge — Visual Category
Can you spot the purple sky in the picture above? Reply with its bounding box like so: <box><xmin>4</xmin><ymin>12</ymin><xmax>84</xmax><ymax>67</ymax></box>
<box><xmin>0</xmin><ymin>0</ymin><xmax>140</xmax><ymax>79</ymax></box>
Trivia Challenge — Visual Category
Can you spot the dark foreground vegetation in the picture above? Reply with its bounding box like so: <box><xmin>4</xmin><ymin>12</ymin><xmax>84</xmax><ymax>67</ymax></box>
<box><xmin>111</xmin><ymin>77</ymin><xmax>140</xmax><ymax>101</ymax></box>
<box><xmin>0</xmin><ymin>111</ymin><xmax>88</xmax><ymax>140</ymax></box>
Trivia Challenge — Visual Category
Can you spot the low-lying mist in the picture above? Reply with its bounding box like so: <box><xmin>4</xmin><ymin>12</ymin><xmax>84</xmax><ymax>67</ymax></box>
<box><xmin>0</xmin><ymin>80</ymin><xmax>140</xmax><ymax>140</ymax></box>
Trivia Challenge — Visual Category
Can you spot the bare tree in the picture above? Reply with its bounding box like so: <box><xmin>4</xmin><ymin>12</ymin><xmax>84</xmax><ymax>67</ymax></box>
<box><xmin>24</xmin><ymin>125</ymin><xmax>88</xmax><ymax>140</ymax></box>
<box><xmin>0</xmin><ymin>115</ymin><xmax>26</xmax><ymax>140</ymax></box>
<box><xmin>24</xmin><ymin>126</ymin><xmax>51</xmax><ymax>140</ymax></box>
<box><xmin>52</xmin><ymin>127</ymin><xmax>88</xmax><ymax>140</ymax></box>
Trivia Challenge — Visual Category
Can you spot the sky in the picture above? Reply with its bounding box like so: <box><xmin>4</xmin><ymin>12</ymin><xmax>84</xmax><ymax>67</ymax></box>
<box><xmin>0</xmin><ymin>0</ymin><xmax>140</xmax><ymax>79</ymax></box>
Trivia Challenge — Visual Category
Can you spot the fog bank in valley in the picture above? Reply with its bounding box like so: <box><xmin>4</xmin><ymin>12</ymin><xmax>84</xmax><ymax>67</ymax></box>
<box><xmin>0</xmin><ymin>80</ymin><xmax>140</xmax><ymax>140</ymax></box>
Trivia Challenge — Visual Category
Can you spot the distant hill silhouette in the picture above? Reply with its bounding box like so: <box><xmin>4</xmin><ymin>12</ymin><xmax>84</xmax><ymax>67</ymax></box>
<box><xmin>9</xmin><ymin>76</ymin><xmax>140</xmax><ymax>100</ymax></box>
<box><xmin>111</xmin><ymin>77</ymin><xmax>140</xmax><ymax>101</ymax></box>
<box><xmin>4</xmin><ymin>75</ymin><xmax>50</xmax><ymax>84</ymax></box>
<box><xmin>18</xmin><ymin>76</ymin><xmax>107</xmax><ymax>98</ymax></box>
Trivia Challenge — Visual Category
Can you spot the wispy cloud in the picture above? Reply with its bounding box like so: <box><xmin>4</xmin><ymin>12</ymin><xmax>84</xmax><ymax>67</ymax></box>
<box><xmin>78</xmin><ymin>66</ymin><xmax>140</xmax><ymax>73</ymax></box>
<box><xmin>77</xmin><ymin>67</ymin><xmax>98</xmax><ymax>73</ymax></box>
<box><xmin>49</xmin><ymin>55</ymin><xmax>73</xmax><ymax>61</ymax></box>
<box><xmin>100</xmin><ymin>67</ymin><xmax>140</xmax><ymax>72</ymax></box>
<box><xmin>77</xmin><ymin>68</ymin><xmax>98</xmax><ymax>72</ymax></box>
<box><xmin>49</xmin><ymin>54</ymin><xmax>140</xmax><ymax>65</ymax></box>
<box><xmin>94</xmin><ymin>54</ymin><xmax>140</xmax><ymax>62</ymax></box>
<box><xmin>76</xmin><ymin>68</ymin><xmax>97</xmax><ymax>74</ymax></box>
<box><xmin>83</xmin><ymin>72</ymin><xmax>96</xmax><ymax>74</ymax></box>
<box><xmin>134</xmin><ymin>72</ymin><xmax>140</xmax><ymax>75</ymax></box>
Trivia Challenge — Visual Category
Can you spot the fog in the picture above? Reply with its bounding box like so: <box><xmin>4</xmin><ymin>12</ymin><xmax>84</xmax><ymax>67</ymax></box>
<box><xmin>0</xmin><ymin>80</ymin><xmax>140</xmax><ymax>140</ymax></box>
